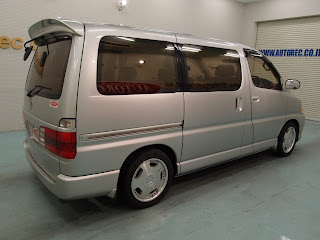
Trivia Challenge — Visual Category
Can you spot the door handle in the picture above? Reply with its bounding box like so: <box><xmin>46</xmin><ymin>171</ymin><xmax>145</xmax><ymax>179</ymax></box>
<box><xmin>252</xmin><ymin>96</ymin><xmax>260</xmax><ymax>102</ymax></box>
<box><xmin>236</xmin><ymin>97</ymin><xmax>243</xmax><ymax>112</ymax></box>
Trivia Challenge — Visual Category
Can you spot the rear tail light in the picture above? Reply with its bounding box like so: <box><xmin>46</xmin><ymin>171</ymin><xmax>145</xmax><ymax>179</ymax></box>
<box><xmin>39</xmin><ymin>126</ymin><xmax>76</xmax><ymax>159</ymax></box>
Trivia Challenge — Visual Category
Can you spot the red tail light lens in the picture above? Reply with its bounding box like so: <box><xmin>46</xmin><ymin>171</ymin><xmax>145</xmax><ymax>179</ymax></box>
<box><xmin>40</xmin><ymin>127</ymin><xmax>76</xmax><ymax>159</ymax></box>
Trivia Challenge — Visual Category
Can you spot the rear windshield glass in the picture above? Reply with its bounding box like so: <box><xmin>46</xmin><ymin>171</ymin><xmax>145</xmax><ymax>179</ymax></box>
<box><xmin>25</xmin><ymin>35</ymin><xmax>72</xmax><ymax>99</ymax></box>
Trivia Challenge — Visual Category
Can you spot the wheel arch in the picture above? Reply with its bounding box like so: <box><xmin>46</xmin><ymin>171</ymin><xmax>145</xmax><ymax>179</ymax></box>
<box><xmin>282</xmin><ymin>119</ymin><xmax>300</xmax><ymax>139</ymax></box>
<box><xmin>117</xmin><ymin>144</ymin><xmax>178</xmax><ymax>193</ymax></box>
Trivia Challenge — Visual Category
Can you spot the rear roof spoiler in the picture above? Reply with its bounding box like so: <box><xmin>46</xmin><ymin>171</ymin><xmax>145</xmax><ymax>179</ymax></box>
<box><xmin>28</xmin><ymin>18</ymin><xmax>84</xmax><ymax>39</ymax></box>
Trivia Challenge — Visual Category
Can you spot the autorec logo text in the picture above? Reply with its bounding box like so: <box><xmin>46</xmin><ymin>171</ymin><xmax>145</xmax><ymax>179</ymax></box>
<box><xmin>0</xmin><ymin>36</ymin><xmax>36</xmax><ymax>50</ymax></box>
<box><xmin>260</xmin><ymin>48</ymin><xmax>320</xmax><ymax>57</ymax></box>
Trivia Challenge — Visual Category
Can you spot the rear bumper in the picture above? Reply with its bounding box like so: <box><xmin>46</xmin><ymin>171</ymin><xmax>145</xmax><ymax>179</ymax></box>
<box><xmin>24</xmin><ymin>140</ymin><xmax>119</xmax><ymax>200</ymax></box>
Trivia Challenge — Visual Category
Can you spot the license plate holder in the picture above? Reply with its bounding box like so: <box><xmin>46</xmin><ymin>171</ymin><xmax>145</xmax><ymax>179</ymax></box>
<box><xmin>28</xmin><ymin>123</ymin><xmax>39</xmax><ymax>143</ymax></box>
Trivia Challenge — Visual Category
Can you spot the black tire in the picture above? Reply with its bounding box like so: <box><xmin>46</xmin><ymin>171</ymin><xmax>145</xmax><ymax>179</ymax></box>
<box><xmin>276</xmin><ymin>122</ymin><xmax>298</xmax><ymax>157</ymax></box>
<box><xmin>119</xmin><ymin>149</ymin><xmax>173</xmax><ymax>208</ymax></box>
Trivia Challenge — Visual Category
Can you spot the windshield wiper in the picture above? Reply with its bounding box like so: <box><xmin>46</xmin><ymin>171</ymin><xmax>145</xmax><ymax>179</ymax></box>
<box><xmin>27</xmin><ymin>85</ymin><xmax>52</xmax><ymax>97</ymax></box>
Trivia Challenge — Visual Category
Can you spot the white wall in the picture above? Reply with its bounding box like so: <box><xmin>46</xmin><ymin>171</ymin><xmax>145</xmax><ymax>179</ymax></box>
<box><xmin>0</xmin><ymin>0</ymin><xmax>244</xmax><ymax>132</ymax></box>
<box><xmin>242</xmin><ymin>0</ymin><xmax>320</xmax><ymax>47</ymax></box>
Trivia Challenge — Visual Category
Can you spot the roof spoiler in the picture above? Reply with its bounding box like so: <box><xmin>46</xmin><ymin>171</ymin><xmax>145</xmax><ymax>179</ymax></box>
<box><xmin>28</xmin><ymin>18</ymin><xmax>84</xmax><ymax>39</ymax></box>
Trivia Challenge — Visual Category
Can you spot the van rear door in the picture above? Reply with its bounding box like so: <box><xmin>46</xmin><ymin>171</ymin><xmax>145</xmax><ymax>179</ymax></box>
<box><xmin>23</xmin><ymin>19</ymin><xmax>84</xmax><ymax>180</ymax></box>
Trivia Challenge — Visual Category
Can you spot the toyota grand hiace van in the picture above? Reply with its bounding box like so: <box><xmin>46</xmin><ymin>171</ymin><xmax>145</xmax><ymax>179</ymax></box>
<box><xmin>23</xmin><ymin>19</ymin><xmax>305</xmax><ymax>208</ymax></box>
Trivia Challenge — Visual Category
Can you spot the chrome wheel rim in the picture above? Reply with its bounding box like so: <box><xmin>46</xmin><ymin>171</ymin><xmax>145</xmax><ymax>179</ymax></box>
<box><xmin>282</xmin><ymin>126</ymin><xmax>296</xmax><ymax>153</ymax></box>
<box><xmin>131</xmin><ymin>158</ymin><xmax>168</xmax><ymax>202</ymax></box>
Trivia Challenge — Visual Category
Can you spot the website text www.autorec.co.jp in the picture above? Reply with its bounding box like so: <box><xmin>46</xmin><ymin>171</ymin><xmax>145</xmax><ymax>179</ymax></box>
<box><xmin>259</xmin><ymin>48</ymin><xmax>320</xmax><ymax>57</ymax></box>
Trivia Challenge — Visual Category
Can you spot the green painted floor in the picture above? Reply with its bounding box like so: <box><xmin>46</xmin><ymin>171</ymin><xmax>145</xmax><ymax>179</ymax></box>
<box><xmin>1</xmin><ymin>121</ymin><xmax>320</xmax><ymax>240</ymax></box>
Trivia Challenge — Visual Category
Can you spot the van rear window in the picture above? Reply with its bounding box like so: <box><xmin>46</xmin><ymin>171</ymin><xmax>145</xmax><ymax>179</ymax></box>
<box><xmin>25</xmin><ymin>36</ymin><xmax>72</xmax><ymax>99</ymax></box>
<box><xmin>97</xmin><ymin>37</ymin><xmax>179</xmax><ymax>95</ymax></box>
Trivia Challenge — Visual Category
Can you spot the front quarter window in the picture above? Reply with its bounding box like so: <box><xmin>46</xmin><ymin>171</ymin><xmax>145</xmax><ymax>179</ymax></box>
<box><xmin>247</xmin><ymin>55</ymin><xmax>281</xmax><ymax>91</ymax></box>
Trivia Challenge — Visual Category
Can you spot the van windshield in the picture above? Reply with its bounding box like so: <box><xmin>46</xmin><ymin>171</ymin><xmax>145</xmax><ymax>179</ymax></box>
<box><xmin>25</xmin><ymin>35</ymin><xmax>72</xmax><ymax>99</ymax></box>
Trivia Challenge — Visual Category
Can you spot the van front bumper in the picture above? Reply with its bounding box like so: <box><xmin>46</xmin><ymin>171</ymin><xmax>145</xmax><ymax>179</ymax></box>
<box><xmin>24</xmin><ymin>140</ymin><xmax>119</xmax><ymax>200</ymax></box>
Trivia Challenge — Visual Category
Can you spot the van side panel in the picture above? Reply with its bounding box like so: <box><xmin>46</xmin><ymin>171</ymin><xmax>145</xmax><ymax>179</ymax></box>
<box><xmin>60</xmin><ymin>25</ymin><xmax>184</xmax><ymax>176</ymax></box>
<box><xmin>246</xmin><ymin>55</ymin><xmax>286</xmax><ymax>152</ymax></box>
<box><xmin>176</xmin><ymin>35</ymin><xmax>250</xmax><ymax>174</ymax></box>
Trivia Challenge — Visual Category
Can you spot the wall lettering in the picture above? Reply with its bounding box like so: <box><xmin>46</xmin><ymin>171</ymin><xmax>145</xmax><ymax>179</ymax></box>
<box><xmin>0</xmin><ymin>36</ymin><xmax>36</xmax><ymax>50</ymax></box>
<box><xmin>0</xmin><ymin>36</ymin><xmax>10</xmax><ymax>49</ymax></box>
<box><xmin>260</xmin><ymin>48</ymin><xmax>320</xmax><ymax>57</ymax></box>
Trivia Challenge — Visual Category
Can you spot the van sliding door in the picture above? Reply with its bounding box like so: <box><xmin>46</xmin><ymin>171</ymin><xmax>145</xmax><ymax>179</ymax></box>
<box><xmin>177</xmin><ymin>35</ymin><xmax>248</xmax><ymax>174</ymax></box>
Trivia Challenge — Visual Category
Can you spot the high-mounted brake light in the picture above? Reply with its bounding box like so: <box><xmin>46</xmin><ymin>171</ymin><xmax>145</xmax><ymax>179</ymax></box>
<box><xmin>39</xmin><ymin>126</ymin><xmax>76</xmax><ymax>159</ymax></box>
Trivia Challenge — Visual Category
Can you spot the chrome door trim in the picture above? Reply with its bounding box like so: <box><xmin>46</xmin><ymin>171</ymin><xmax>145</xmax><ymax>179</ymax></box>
<box><xmin>80</xmin><ymin>122</ymin><xmax>183</xmax><ymax>142</ymax></box>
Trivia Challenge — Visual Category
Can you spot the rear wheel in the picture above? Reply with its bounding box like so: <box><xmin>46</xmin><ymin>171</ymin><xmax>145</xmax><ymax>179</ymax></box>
<box><xmin>276</xmin><ymin>122</ymin><xmax>298</xmax><ymax>157</ymax></box>
<box><xmin>120</xmin><ymin>149</ymin><xmax>173</xmax><ymax>208</ymax></box>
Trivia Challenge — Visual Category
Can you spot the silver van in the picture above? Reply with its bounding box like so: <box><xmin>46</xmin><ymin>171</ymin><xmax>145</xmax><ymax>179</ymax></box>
<box><xmin>23</xmin><ymin>18</ymin><xmax>305</xmax><ymax>208</ymax></box>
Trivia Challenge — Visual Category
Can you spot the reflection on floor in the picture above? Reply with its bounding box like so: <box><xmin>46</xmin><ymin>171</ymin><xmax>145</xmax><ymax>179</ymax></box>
<box><xmin>1</xmin><ymin>121</ymin><xmax>320</xmax><ymax>240</ymax></box>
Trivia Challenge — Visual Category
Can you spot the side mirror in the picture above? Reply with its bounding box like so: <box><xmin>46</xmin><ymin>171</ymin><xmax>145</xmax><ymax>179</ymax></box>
<box><xmin>285</xmin><ymin>79</ymin><xmax>301</xmax><ymax>90</ymax></box>
<box><xmin>23</xmin><ymin>46</ymin><xmax>33</xmax><ymax>61</ymax></box>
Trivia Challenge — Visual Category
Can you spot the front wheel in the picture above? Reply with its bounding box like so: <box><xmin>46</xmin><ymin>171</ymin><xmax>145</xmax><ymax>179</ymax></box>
<box><xmin>120</xmin><ymin>149</ymin><xmax>173</xmax><ymax>208</ymax></box>
<box><xmin>276</xmin><ymin>122</ymin><xmax>298</xmax><ymax>157</ymax></box>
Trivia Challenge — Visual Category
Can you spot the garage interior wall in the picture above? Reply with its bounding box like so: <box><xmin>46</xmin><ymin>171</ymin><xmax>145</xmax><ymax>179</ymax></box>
<box><xmin>255</xmin><ymin>16</ymin><xmax>320</xmax><ymax>121</ymax></box>
<box><xmin>0</xmin><ymin>0</ymin><xmax>244</xmax><ymax>132</ymax></box>
<box><xmin>241</xmin><ymin>0</ymin><xmax>320</xmax><ymax>121</ymax></box>
<box><xmin>242</xmin><ymin>0</ymin><xmax>320</xmax><ymax>47</ymax></box>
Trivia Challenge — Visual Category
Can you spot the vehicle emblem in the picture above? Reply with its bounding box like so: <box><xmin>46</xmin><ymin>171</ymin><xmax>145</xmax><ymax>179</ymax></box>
<box><xmin>49</xmin><ymin>100</ymin><xmax>59</xmax><ymax>108</ymax></box>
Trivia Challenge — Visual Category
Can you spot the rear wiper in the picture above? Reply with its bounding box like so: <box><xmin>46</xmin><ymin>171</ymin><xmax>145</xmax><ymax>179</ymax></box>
<box><xmin>27</xmin><ymin>85</ymin><xmax>52</xmax><ymax>97</ymax></box>
<box><xmin>23</xmin><ymin>37</ymin><xmax>40</xmax><ymax>61</ymax></box>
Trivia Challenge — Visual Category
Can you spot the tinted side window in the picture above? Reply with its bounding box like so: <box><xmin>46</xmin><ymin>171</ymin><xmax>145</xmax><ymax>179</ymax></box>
<box><xmin>97</xmin><ymin>37</ymin><xmax>178</xmax><ymax>95</ymax></box>
<box><xmin>247</xmin><ymin>57</ymin><xmax>281</xmax><ymax>90</ymax></box>
<box><xmin>183</xmin><ymin>46</ymin><xmax>242</xmax><ymax>91</ymax></box>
